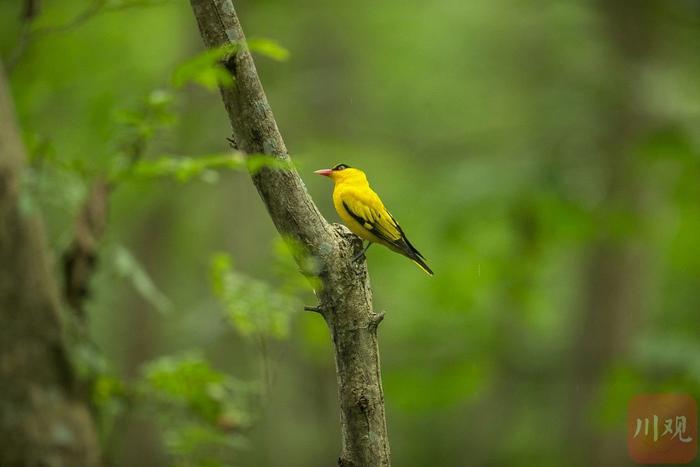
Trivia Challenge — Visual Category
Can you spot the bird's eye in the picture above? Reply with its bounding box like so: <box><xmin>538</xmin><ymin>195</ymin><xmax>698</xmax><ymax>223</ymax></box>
<box><xmin>333</xmin><ymin>164</ymin><xmax>348</xmax><ymax>171</ymax></box>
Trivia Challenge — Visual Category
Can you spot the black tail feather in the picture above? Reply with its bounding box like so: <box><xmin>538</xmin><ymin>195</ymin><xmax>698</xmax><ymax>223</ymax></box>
<box><xmin>409</xmin><ymin>252</ymin><xmax>434</xmax><ymax>276</ymax></box>
<box><xmin>398</xmin><ymin>238</ymin><xmax>433</xmax><ymax>276</ymax></box>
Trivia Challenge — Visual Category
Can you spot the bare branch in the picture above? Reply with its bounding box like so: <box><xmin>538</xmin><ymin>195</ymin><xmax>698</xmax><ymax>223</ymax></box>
<box><xmin>6</xmin><ymin>0</ymin><xmax>170</xmax><ymax>72</ymax></box>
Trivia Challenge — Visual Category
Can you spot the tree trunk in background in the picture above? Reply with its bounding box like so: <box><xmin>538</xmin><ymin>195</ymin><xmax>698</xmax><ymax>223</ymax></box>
<box><xmin>0</xmin><ymin>64</ymin><xmax>100</xmax><ymax>465</ymax></box>
<box><xmin>188</xmin><ymin>1</ymin><xmax>391</xmax><ymax>465</ymax></box>
<box><xmin>568</xmin><ymin>2</ymin><xmax>655</xmax><ymax>465</ymax></box>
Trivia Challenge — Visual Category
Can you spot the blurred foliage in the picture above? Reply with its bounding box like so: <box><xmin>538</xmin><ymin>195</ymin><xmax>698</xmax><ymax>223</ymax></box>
<box><xmin>111</xmin><ymin>244</ymin><xmax>172</xmax><ymax>313</ymax></box>
<box><xmin>125</xmin><ymin>153</ymin><xmax>245</xmax><ymax>183</ymax></box>
<box><xmin>171</xmin><ymin>39</ymin><xmax>288</xmax><ymax>90</ymax></box>
<box><xmin>91</xmin><ymin>353</ymin><xmax>254</xmax><ymax>467</ymax></box>
<box><xmin>3</xmin><ymin>0</ymin><xmax>700</xmax><ymax>466</ymax></box>
<box><xmin>246</xmin><ymin>38</ymin><xmax>290</xmax><ymax>62</ymax></box>
<box><xmin>210</xmin><ymin>252</ymin><xmax>299</xmax><ymax>339</ymax></box>
<box><xmin>172</xmin><ymin>45</ymin><xmax>237</xmax><ymax>91</ymax></box>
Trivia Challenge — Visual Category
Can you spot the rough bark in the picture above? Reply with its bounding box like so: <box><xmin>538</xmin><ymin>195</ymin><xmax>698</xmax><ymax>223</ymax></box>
<box><xmin>0</xmin><ymin>64</ymin><xmax>100</xmax><ymax>466</ymax></box>
<box><xmin>63</xmin><ymin>177</ymin><xmax>109</xmax><ymax>318</ymax></box>
<box><xmin>188</xmin><ymin>1</ymin><xmax>390</xmax><ymax>466</ymax></box>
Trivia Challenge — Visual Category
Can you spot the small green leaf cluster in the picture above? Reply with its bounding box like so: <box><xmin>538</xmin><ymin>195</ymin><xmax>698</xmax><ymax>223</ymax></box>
<box><xmin>92</xmin><ymin>353</ymin><xmax>255</xmax><ymax>467</ymax></box>
<box><xmin>171</xmin><ymin>38</ymin><xmax>289</xmax><ymax>91</ymax></box>
<box><xmin>210</xmin><ymin>253</ymin><xmax>300</xmax><ymax>339</ymax></box>
<box><xmin>172</xmin><ymin>44</ymin><xmax>237</xmax><ymax>91</ymax></box>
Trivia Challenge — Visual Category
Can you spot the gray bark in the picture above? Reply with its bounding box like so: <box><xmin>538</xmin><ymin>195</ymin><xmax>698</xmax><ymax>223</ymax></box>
<box><xmin>0</xmin><ymin>64</ymin><xmax>100</xmax><ymax>466</ymax></box>
<box><xmin>188</xmin><ymin>1</ymin><xmax>390</xmax><ymax>466</ymax></box>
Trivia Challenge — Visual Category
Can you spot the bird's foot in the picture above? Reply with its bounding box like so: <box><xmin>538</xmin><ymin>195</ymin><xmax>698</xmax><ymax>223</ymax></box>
<box><xmin>352</xmin><ymin>242</ymin><xmax>372</xmax><ymax>262</ymax></box>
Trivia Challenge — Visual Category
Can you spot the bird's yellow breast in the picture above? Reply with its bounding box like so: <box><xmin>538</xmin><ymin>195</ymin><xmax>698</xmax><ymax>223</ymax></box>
<box><xmin>332</xmin><ymin>185</ymin><xmax>383</xmax><ymax>244</ymax></box>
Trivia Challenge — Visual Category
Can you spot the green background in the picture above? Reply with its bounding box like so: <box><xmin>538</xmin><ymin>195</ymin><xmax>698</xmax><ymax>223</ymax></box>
<box><xmin>2</xmin><ymin>0</ymin><xmax>700</xmax><ymax>465</ymax></box>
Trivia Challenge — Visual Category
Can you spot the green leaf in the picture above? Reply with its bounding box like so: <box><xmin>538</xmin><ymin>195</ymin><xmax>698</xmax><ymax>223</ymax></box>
<box><xmin>147</xmin><ymin>88</ymin><xmax>174</xmax><ymax>108</ymax></box>
<box><xmin>172</xmin><ymin>45</ymin><xmax>237</xmax><ymax>90</ymax></box>
<box><xmin>142</xmin><ymin>353</ymin><xmax>226</xmax><ymax>420</ymax></box>
<box><xmin>138</xmin><ymin>353</ymin><xmax>253</xmax><ymax>465</ymax></box>
<box><xmin>124</xmin><ymin>153</ymin><xmax>247</xmax><ymax>182</ymax></box>
<box><xmin>139</xmin><ymin>352</ymin><xmax>253</xmax><ymax>427</ymax></box>
<box><xmin>111</xmin><ymin>89</ymin><xmax>176</xmax><ymax>157</ymax></box>
<box><xmin>113</xmin><ymin>153</ymin><xmax>292</xmax><ymax>184</ymax></box>
<box><xmin>247</xmin><ymin>38</ymin><xmax>290</xmax><ymax>61</ymax></box>
<box><xmin>245</xmin><ymin>154</ymin><xmax>294</xmax><ymax>174</ymax></box>
<box><xmin>210</xmin><ymin>252</ymin><xmax>299</xmax><ymax>339</ymax></box>
<box><xmin>273</xmin><ymin>236</ymin><xmax>321</xmax><ymax>292</ymax></box>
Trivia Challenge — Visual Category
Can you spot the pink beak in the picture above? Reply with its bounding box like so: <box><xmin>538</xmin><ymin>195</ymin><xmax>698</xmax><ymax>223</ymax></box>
<box><xmin>314</xmin><ymin>168</ymin><xmax>333</xmax><ymax>177</ymax></box>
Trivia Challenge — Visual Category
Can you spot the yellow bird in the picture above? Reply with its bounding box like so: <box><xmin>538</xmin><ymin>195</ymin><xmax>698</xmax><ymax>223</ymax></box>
<box><xmin>315</xmin><ymin>164</ymin><xmax>433</xmax><ymax>276</ymax></box>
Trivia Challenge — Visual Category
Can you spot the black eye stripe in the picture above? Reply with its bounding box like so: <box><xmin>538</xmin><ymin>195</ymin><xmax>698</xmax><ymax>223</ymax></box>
<box><xmin>333</xmin><ymin>163</ymin><xmax>350</xmax><ymax>171</ymax></box>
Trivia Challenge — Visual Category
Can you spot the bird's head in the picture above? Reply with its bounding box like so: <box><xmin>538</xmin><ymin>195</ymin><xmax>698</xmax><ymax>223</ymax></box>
<box><xmin>314</xmin><ymin>164</ymin><xmax>366</xmax><ymax>183</ymax></box>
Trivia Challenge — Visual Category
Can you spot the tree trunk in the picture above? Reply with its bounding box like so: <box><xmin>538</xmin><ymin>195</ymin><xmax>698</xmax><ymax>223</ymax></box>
<box><xmin>0</xmin><ymin>63</ymin><xmax>101</xmax><ymax>466</ymax></box>
<box><xmin>187</xmin><ymin>1</ymin><xmax>391</xmax><ymax>466</ymax></box>
<box><xmin>567</xmin><ymin>2</ymin><xmax>655</xmax><ymax>465</ymax></box>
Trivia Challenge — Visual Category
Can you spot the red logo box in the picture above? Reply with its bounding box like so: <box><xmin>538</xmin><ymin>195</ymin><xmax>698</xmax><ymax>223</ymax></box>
<box><xmin>628</xmin><ymin>393</ymin><xmax>697</xmax><ymax>464</ymax></box>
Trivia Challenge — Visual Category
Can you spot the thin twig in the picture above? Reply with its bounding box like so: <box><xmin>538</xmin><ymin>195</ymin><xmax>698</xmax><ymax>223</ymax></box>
<box><xmin>5</xmin><ymin>0</ymin><xmax>40</xmax><ymax>72</ymax></box>
<box><xmin>369</xmin><ymin>311</ymin><xmax>385</xmax><ymax>332</ymax></box>
<box><xmin>6</xmin><ymin>0</ymin><xmax>170</xmax><ymax>72</ymax></box>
